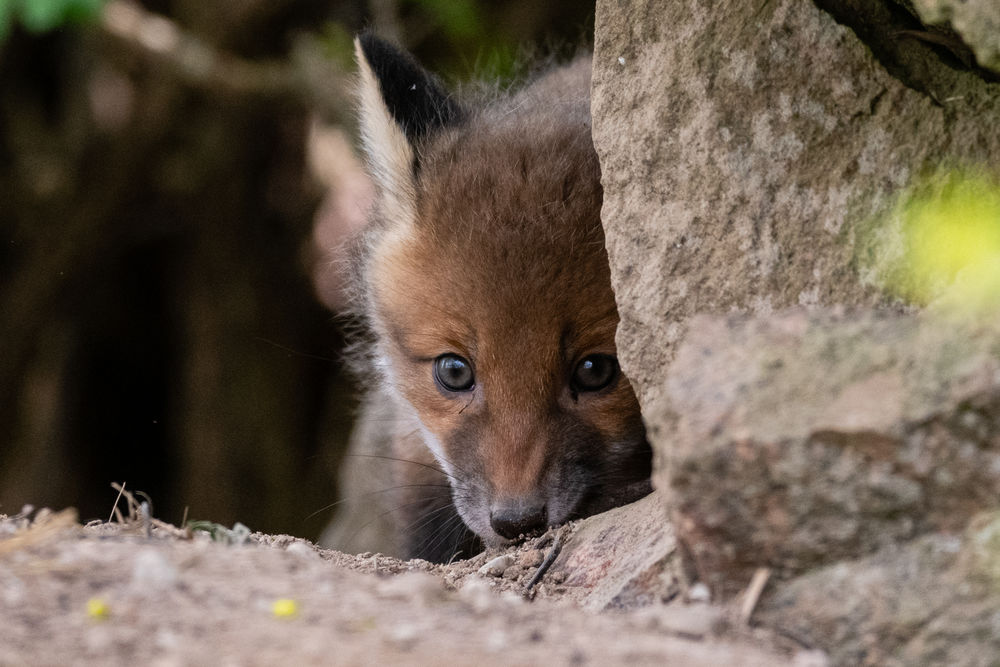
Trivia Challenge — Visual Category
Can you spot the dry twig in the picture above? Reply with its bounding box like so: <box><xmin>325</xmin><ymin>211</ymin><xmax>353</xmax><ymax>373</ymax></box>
<box><xmin>99</xmin><ymin>0</ymin><xmax>350</xmax><ymax>121</ymax></box>
<box><xmin>739</xmin><ymin>567</ymin><xmax>772</xmax><ymax>625</ymax></box>
<box><xmin>524</xmin><ymin>530</ymin><xmax>564</xmax><ymax>593</ymax></box>
<box><xmin>107</xmin><ymin>481</ymin><xmax>126</xmax><ymax>523</ymax></box>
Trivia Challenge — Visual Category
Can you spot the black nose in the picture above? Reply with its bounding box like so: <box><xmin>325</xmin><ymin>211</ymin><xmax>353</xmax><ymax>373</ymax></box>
<box><xmin>490</xmin><ymin>502</ymin><xmax>547</xmax><ymax>540</ymax></box>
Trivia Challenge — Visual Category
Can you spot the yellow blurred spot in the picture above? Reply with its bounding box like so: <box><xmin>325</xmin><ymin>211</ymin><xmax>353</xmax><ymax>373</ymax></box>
<box><xmin>272</xmin><ymin>598</ymin><xmax>298</xmax><ymax>618</ymax></box>
<box><xmin>888</xmin><ymin>171</ymin><xmax>1000</xmax><ymax>311</ymax></box>
<box><xmin>86</xmin><ymin>598</ymin><xmax>110</xmax><ymax>619</ymax></box>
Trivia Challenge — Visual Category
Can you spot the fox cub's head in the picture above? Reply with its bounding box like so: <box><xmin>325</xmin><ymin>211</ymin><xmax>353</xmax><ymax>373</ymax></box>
<box><xmin>354</xmin><ymin>34</ymin><xmax>651</xmax><ymax>546</ymax></box>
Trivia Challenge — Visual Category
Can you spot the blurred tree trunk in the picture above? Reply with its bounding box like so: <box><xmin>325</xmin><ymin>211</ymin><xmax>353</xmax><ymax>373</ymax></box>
<box><xmin>0</xmin><ymin>3</ymin><xmax>354</xmax><ymax>533</ymax></box>
<box><xmin>0</xmin><ymin>0</ymin><xmax>596</xmax><ymax>536</ymax></box>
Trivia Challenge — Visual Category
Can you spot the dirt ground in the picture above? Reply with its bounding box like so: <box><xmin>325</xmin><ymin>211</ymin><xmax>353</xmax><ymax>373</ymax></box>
<box><xmin>0</xmin><ymin>506</ymin><xmax>816</xmax><ymax>666</ymax></box>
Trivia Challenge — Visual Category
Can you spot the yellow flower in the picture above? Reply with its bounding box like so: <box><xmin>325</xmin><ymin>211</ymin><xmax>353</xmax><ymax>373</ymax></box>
<box><xmin>886</xmin><ymin>171</ymin><xmax>1000</xmax><ymax>312</ymax></box>
<box><xmin>272</xmin><ymin>598</ymin><xmax>298</xmax><ymax>618</ymax></box>
<box><xmin>86</xmin><ymin>598</ymin><xmax>110</xmax><ymax>619</ymax></box>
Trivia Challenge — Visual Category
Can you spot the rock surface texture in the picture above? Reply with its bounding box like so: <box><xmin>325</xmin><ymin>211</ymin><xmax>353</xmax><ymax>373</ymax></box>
<box><xmin>592</xmin><ymin>0</ymin><xmax>1000</xmax><ymax>663</ymax></box>
<box><xmin>664</xmin><ymin>310</ymin><xmax>1000</xmax><ymax>662</ymax></box>
<box><xmin>550</xmin><ymin>492</ymin><xmax>681</xmax><ymax>611</ymax></box>
<box><xmin>592</xmin><ymin>0</ymin><xmax>1000</xmax><ymax>427</ymax></box>
<box><xmin>757</xmin><ymin>510</ymin><xmax>1000</xmax><ymax>665</ymax></box>
<box><xmin>663</xmin><ymin>309</ymin><xmax>1000</xmax><ymax>595</ymax></box>
<box><xmin>912</xmin><ymin>0</ymin><xmax>1000</xmax><ymax>73</ymax></box>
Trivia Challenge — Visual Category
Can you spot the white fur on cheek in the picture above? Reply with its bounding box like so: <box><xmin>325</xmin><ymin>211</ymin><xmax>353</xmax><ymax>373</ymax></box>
<box><xmin>416</xmin><ymin>424</ymin><xmax>453</xmax><ymax>476</ymax></box>
<box><xmin>379</xmin><ymin>351</ymin><xmax>502</xmax><ymax>544</ymax></box>
<box><xmin>374</xmin><ymin>349</ymin><xmax>452</xmax><ymax>474</ymax></box>
<box><xmin>354</xmin><ymin>38</ymin><xmax>417</xmax><ymax>233</ymax></box>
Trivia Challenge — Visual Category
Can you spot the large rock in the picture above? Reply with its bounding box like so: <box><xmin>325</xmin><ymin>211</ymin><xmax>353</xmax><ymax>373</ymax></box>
<box><xmin>589</xmin><ymin>1</ymin><xmax>1000</xmax><ymax>661</ymax></box>
<box><xmin>550</xmin><ymin>492</ymin><xmax>680</xmax><ymax>611</ymax></box>
<box><xmin>591</xmin><ymin>0</ymin><xmax>1000</xmax><ymax>432</ymax></box>
<box><xmin>756</xmin><ymin>510</ymin><xmax>1000</xmax><ymax>664</ymax></box>
<box><xmin>661</xmin><ymin>309</ymin><xmax>1000</xmax><ymax>596</ymax></box>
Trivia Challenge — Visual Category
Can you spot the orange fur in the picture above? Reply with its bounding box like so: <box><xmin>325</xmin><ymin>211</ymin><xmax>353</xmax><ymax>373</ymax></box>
<box><xmin>352</xmin><ymin>37</ymin><xmax>651</xmax><ymax>561</ymax></box>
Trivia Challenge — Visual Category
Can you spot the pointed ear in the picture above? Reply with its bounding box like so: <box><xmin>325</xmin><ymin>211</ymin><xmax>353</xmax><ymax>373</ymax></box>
<box><xmin>354</xmin><ymin>33</ymin><xmax>463</xmax><ymax>227</ymax></box>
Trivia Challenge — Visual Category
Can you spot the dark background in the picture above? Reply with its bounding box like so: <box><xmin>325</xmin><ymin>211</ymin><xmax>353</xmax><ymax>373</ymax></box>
<box><xmin>0</xmin><ymin>0</ymin><xmax>595</xmax><ymax>539</ymax></box>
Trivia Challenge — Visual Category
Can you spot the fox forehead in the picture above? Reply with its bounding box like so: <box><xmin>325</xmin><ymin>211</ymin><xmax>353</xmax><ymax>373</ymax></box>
<box><xmin>369</xmin><ymin>121</ymin><xmax>617</xmax><ymax>369</ymax></box>
<box><xmin>371</xmin><ymin>220</ymin><xmax>619</xmax><ymax>363</ymax></box>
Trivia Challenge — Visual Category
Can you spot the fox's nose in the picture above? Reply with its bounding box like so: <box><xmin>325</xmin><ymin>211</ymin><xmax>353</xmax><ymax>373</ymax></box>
<box><xmin>490</xmin><ymin>501</ymin><xmax>547</xmax><ymax>539</ymax></box>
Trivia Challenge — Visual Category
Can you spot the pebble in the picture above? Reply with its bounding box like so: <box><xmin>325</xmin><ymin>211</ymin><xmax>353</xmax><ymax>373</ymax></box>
<box><xmin>793</xmin><ymin>649</ymin><xmax>831</xmax><ymax>667</ymax></box>
<box><xmin>386</xmin><ymin>622</ymin><xmax>420</xmax><ymax>649</ymax></box>
<box><xmin>84</xmin><ymin>626</ymin><xmax>114</xmax><ymax>653</ymax></box>
<box><xmin>499</xmin><ymin>590</ymin><xmax>525</xmax><ymax>607</ymax></box>
<box><xmin>375</xmin><ymin>571</ymin><xmax>445</xmax><ymax>605</ymax></box>
<box><xmin>478</xmin><ymin>555</ymin><xmax>514</xmax><ymax>577</ymax></box>
<box><xmin>458</xmin><ymin>578</ymin><xmax>496</xmax><ymax>613</ymax></box>
<box><xmin>130</xmin><ymin>548</ymin><xmax>178</xmax><ymax>593</ymax></box>
<box><xmin>1</xmin><ymin>574</ymin><xmax>25</xmax><ymax>605</ymax></box>
<box><xmin>285</xmin><ymin>541</ymin><xmax>319</xmax><ymax>560</ymax></box>
<box><xmin>688</xmin><ymin>582</ymin><xmax>712</xmax><ymax>603</ymax></box>
<box><xmin>516</xmin><ymin>549</ymin><xmax>544</xmax><ymax>568</ymax></box>
<box><xmin>637</xmin><ymin>603</ymin><xmax>721</xmax><ymax>638</ymax></box>
<box><xmin>485</xmin><ymin>629</ymin><xmax>508</xmax><ymax>652</ymax></box>
<box><xmin>154</xmin><ymin>628</ymin><xmax>181</xmax><ymax>651</ymax></box>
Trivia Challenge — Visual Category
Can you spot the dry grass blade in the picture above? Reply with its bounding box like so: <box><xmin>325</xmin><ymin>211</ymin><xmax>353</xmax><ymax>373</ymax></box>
<box><xmin>0</xmin><ymin>508</ymin><xmax>80</xmax><ymax>557</ymax></box>
<box><xmin>739</xmin><ymin>567</ymin><xmax>772</xmax><ymax>625</ymax></box>
<box><xmin>108</xmin><ymin>481</ymin><xmax>127</xmax><ymax>523</ymax></box>
<box><xmin>110</xmin><ymin>482</ymin><xmax>146</xmax><ymax>524</ymax></box>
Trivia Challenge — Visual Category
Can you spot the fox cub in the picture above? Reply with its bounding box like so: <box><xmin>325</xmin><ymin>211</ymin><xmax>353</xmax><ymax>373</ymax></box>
<box><xmin>341</xmin><ymin>34</ymin><xmax>651</xmax><ymax>562</ymax></box>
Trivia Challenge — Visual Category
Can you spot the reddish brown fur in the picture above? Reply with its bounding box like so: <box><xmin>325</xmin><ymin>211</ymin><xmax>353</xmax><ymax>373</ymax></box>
<box><xmin>356</xmin><ymin>51</ymin><xmax>651</xmax><ymax>561</ymax></box>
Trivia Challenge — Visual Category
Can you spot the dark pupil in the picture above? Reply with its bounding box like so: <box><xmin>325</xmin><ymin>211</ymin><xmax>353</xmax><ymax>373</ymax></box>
<box><xmin>434</xmin><ymin>354</ymin><xmax>474</xmax><ymax>392</ymax></box>
<box><xmin>573</xmin><ymin>355</ymin><xmax>618</xmax><ymax>392</ymax></box>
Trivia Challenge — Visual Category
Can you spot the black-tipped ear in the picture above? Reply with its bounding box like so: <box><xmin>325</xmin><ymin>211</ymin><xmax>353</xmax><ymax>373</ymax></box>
<box><xmin>357</xmin><ymin>32</ymin><xmax>464</xmax><ymax>144</ymax></box>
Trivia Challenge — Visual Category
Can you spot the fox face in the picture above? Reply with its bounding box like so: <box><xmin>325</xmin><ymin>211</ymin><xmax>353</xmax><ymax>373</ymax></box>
<box><xmin>353</xmin><ymin>34</ymin><xmax>651</xmax><ymax>559</ymax></box>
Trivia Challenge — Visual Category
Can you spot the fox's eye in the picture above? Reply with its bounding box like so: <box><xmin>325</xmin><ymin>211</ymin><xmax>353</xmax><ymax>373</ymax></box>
<box><xmin>571</xmin><ymin>354</ymin><xmax>619</xmax><ymax>393</ymax></box>
<box><xmin>433</xmin><ymin>354</ymin><xmax>475</xmax><ymax>392</ymax></box>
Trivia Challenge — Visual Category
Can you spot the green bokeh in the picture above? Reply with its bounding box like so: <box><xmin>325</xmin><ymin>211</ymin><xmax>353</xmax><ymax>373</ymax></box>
<box><xmin>405</xmin><ymin>0</ymin><xmax>482</xmax><ymax>40</ymax></box>
<box><xmin>882</xmin><ymin>170</ymin><xmax>1000</xmax><ymax>310</ymax></box>
<box><xmin>0</xmin><ymin>0</ymin><xmax>105</xmax><ymax>40</ymax></box>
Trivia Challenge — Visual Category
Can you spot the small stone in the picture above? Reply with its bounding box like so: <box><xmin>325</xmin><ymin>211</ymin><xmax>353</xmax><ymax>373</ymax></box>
<box><xmin>84</xmin><ymin>625</ymin><xmax>113</xmax><ymax>653</ymax></box>
<box><xmin>386</xmin><ymin>622</ymin><xmax>419</xmax><ymax>648</ymax></box>
<box><xmin>499</xmin><ymin>590</ymin><xmax>525</xmax><ymax>607</ymax></box>
<box><xmin>154</xmin><ymin>628</ymin><xmax>181</xmax><ymax>651</ymax></box>
<box><xmin>793</xmin><ymin>649</ymin><xmax>831</xmax><ymax>667</ymax></box>
<box><xmin>285</xmin><ymin>541</ymin><xmax>318</xmax><ymax>560</ymax></box>
<box><xmin>516</xmin><ymin>549</ymin><xmax>544</xmax><ymax>568</ymax></box>
<box><xmin>375</xmin><ymin>571</ymin><xmax>445</xmax><ymax>604</ymax></box>
<box><xmin>642</xmin><ymin>603</ymin><xmax>722</xmax><ymax>638</ymax></box>
<box><xmin>1</xmin><ymin>575</ymin><xmax>25</xmax><ymax>605</ymax></box>
<box><xmin>485</xmin><ymin>629</ymin><xmax>508</xmax><ymax>652</ymax></box>
<box><xmin>458</xmin><ymin>578</ymin><xmax>496</xmax><ymax>613</ymax></box>
<box><xmin>688</xmin><ymin>582</ymin><xmax>712</xmax><ymax>603</ymax></box>
<box><xmin>149</xmin><ymin>657</ymin><xmax>184</xmax><ymax>667</ymax></box>
<box><xmin>130</xmin><ymin>548</ymin><xmax>177</xmax><ymax>593</ymax></box>
<box><xmin>478</xmin><ymin>554</ymin><xmax>514</xmax><ymax>577</ymax></box>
